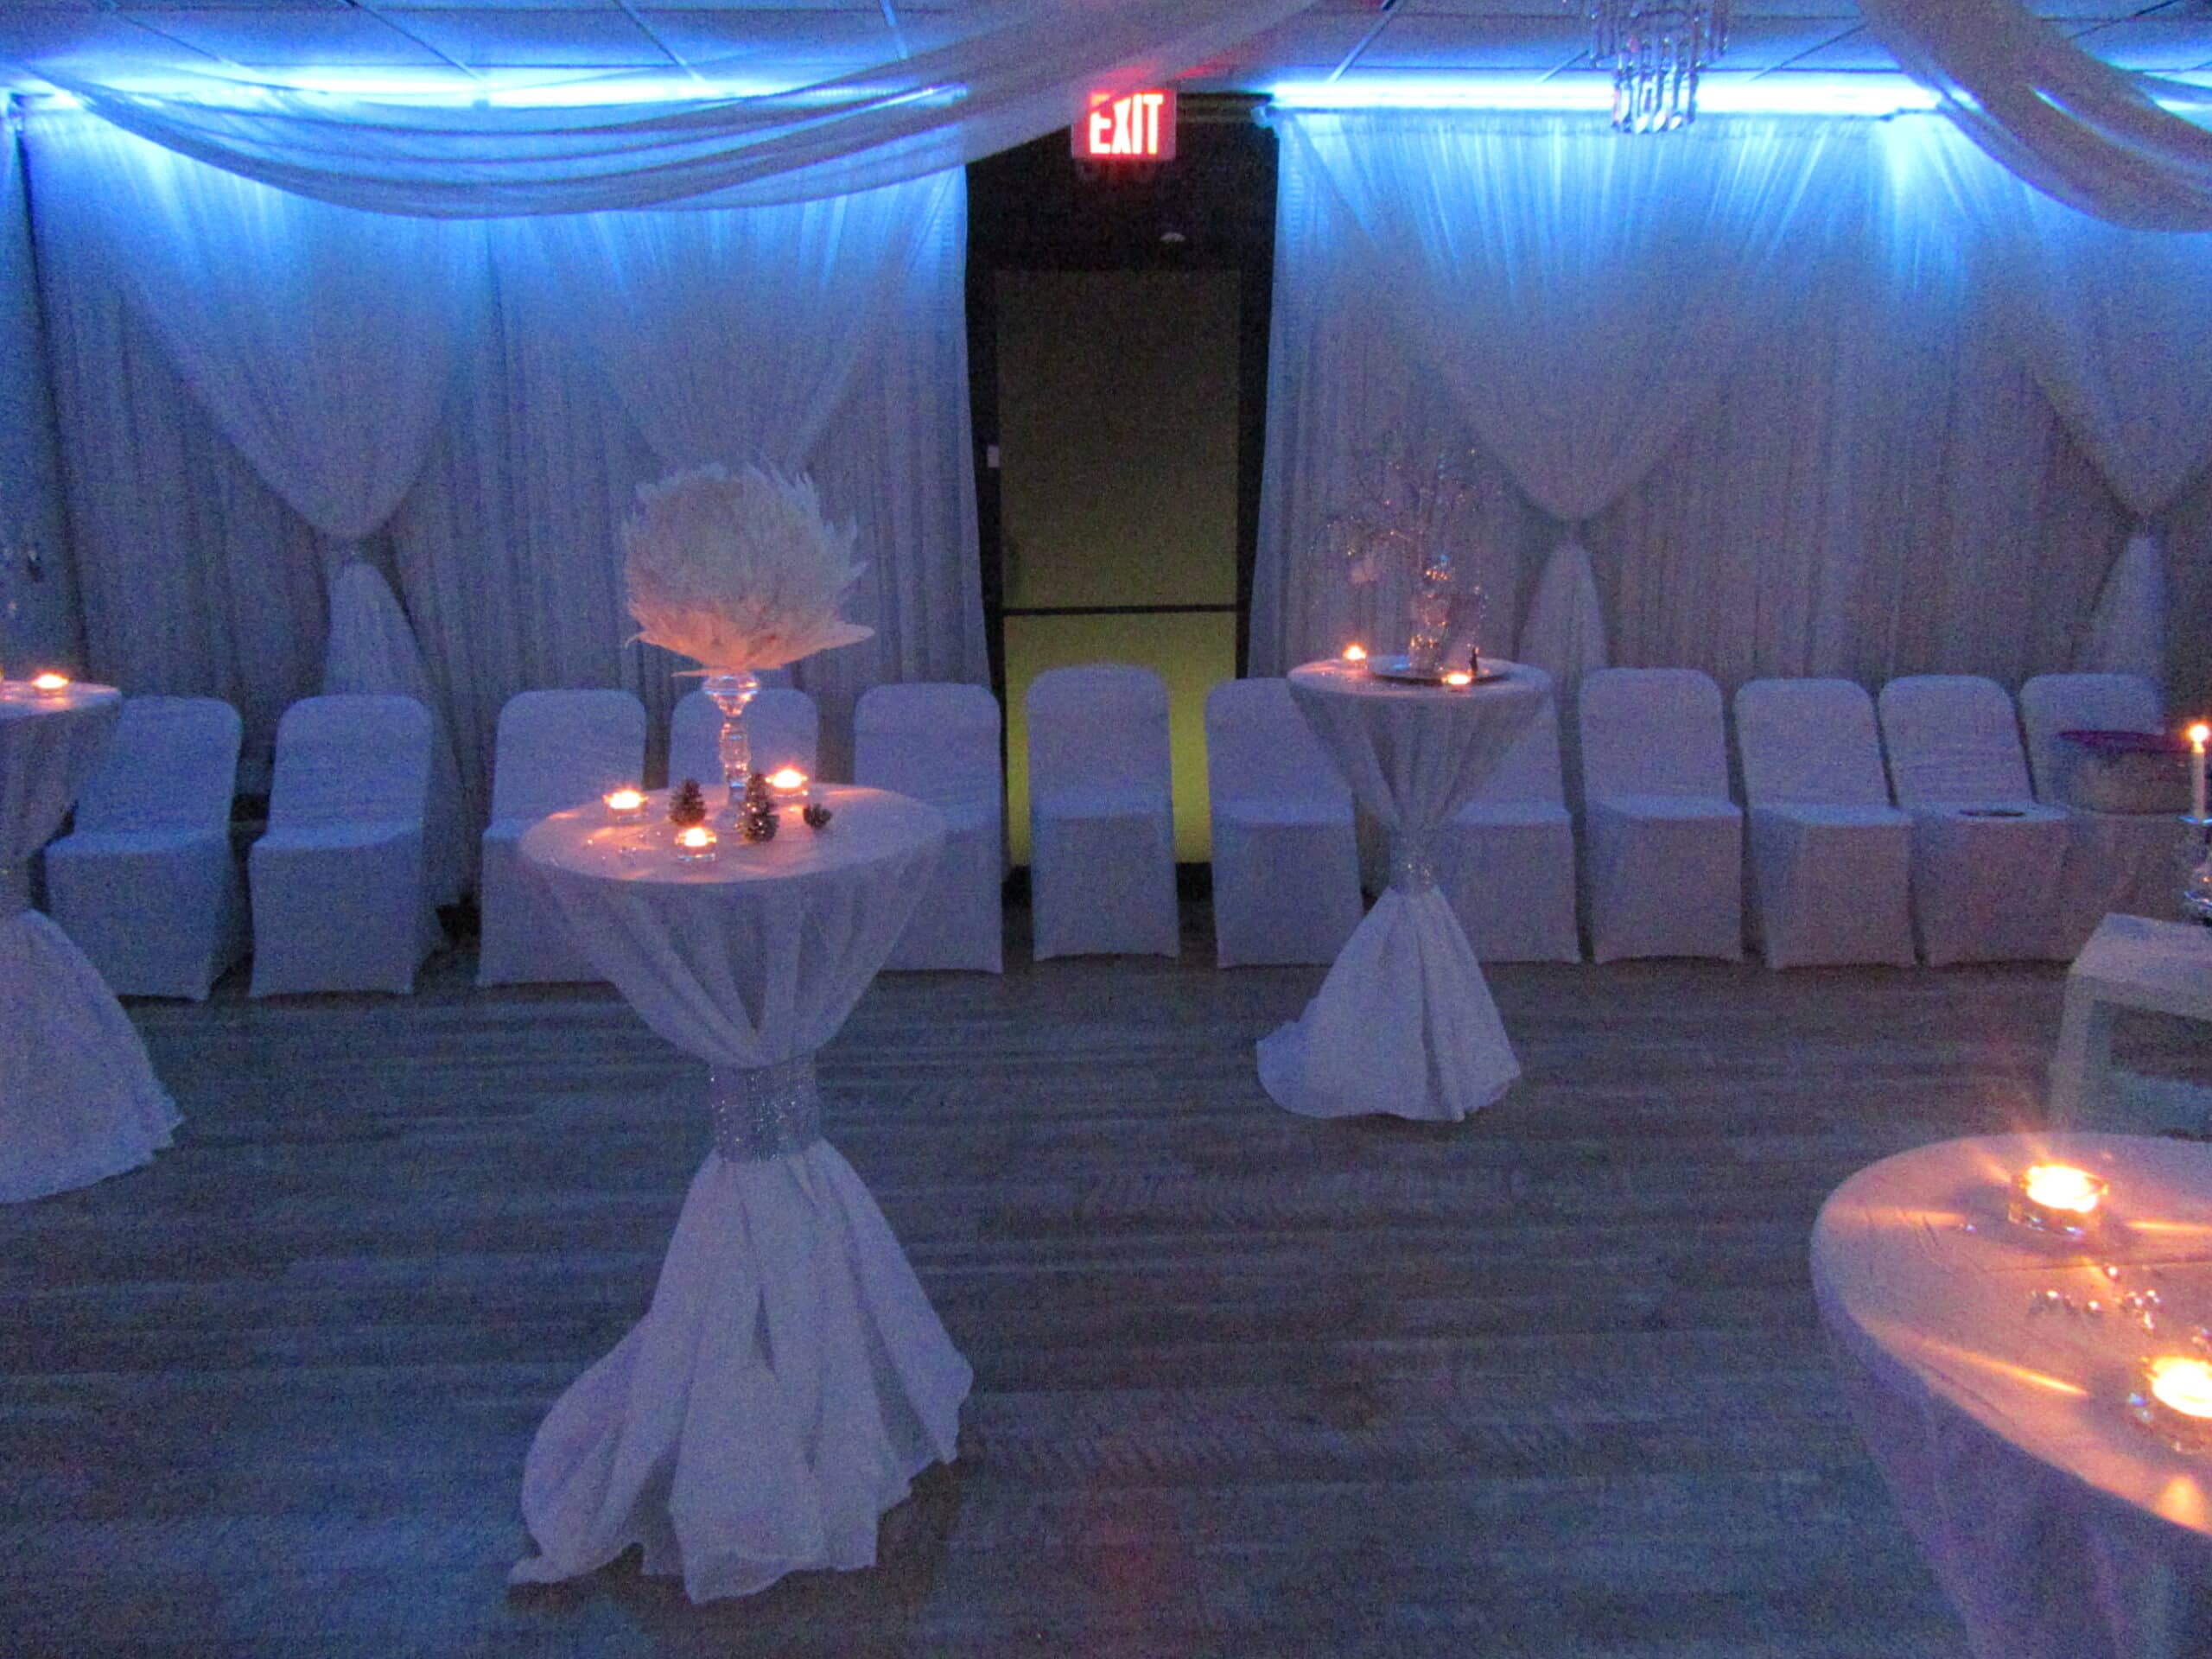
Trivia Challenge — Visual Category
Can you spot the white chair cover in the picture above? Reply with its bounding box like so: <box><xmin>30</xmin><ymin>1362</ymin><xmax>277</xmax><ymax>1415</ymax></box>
<box><xmin>669</xmin><ymin>687</ymin><xmax>819</xmax><ymax>795</ymax></box>
<box><xmin>1026</xmin><ymin>664</ymin><xmax>1179</xmax><ymax>960</ymax></box>
<box><xmin>2019</xmin><ymin>671</ymin><xmax>2177</xmax><ymax>947</ymax></box>
<box><xmin>1205</xmin><ymin>677</ymin><xmax>1361</xmax><ymax>968</ymax></box>
<box><xmin>478</xmin><ymin>689</ymin><xmax>646</xmax><ymax>988</ymax></box>
<box><xmin>1579</xmin><ymin>668</ymin><xmax>1743</xmax><ymax>963</ymax></box>
<box><xmin>1878</xmin><ymin>676</ymin><xmax>2071</xmax><ymax>965</ymax></box>
<box><xmin>321</xmin><ymin>559</ymin><xmax>471</xmax><ymax>906</ymax></box>
<box><xmin>855</xmin><ymin>682</ymin><xmax>1004</xmax><ymax>972</ymax></box>
<box><xmin>1734</xmin><ymin>679</ymin><xmax>1916</xmax><ymax>969</ymax></box>
<box><xmin>249</xmin><ymin>694</ymin><xmax>436</xmax><ymax>995</ymax></box>
<box><xmin>1440</xmin><ymin>668</ymin><xmax>1580</xmax><ymax>963</ymax></box>
<box><xmin>0</xmin><ymin>685</ymin><xmax>178</xmax><ymax>1203</ymax></box>
<box><xmin>46</xmin><ymin>696</ymin><xmax>246</xmax><ymax>999</ymax></box>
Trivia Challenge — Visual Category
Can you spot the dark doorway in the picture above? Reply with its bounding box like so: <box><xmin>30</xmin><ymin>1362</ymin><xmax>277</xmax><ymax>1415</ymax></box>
<box><xmin>966</xmin><ymin>99</ymin><xmax>1277</xmax><ymax>865</ymax></box>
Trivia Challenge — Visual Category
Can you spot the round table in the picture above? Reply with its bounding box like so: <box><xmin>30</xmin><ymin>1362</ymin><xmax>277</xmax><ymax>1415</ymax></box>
<box><xmin>1814</xmin><ymin>1134</ymin><xmax>2212</xmax><ymax>1659</ymax></box>
<box><xmin>509</xmin><ymin>785</ymin><xmax>970</xmax><ymax>1604</ymax></box>
<box><xmin>1256</xmin><ymin>658</ymin><xmax>1543</xmax><ymax>1121</ymax></box>
<box><xmin>0</xmin><ymin>681</ymin><xmax>176</xmax><ymax>1203</ymax></box>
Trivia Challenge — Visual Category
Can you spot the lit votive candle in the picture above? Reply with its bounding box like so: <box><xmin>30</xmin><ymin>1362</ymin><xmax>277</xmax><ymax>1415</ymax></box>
<box><xmin>30</xmin><ymin>671</ymin><xmax>69</xmax><ymax>696</ymax></box>
<box><xmin>2190</xmin><ymin>722</ymin><xmax>2209</xmax><ymax>824</ymax></box>
<box><xmin>767</xmin><ymin>766</ymin><xmax>809</xmax><ymax>802</ymax></box>
<box><xmin>1442</xmin><ymin>670</ymin><xmax>1474</xmax><ymax>689</ymax></box>
<box><xmin>2008</xmin><ymin>1163</ymin><xmax>2107</xmax><ymax>1237</ymax></box>
<box><xmin>2132</xmin><ymin>1356</ymin><xmax>2212</xmax><ymax>1452</ymax></box>
<box><xmin>603</xmin><ymin>787</ymin><xmax>646</xmax><ymax>823</ymax></box>
<box><xmin>1343</xmin><ymin>643</ymin><xmax>1367</xmax><ymax>664</ymax></box>
<box><xmin>674</xmin><ymin>823</ymin><xmax>718</xmax><ymax>864</ymax></box>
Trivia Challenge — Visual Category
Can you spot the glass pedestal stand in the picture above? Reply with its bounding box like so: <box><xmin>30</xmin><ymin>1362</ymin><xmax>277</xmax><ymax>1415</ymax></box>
<box><xmin>702</xmin><ymin>670</ymin><xmax>760</xmax><ymax>817</ymax></box>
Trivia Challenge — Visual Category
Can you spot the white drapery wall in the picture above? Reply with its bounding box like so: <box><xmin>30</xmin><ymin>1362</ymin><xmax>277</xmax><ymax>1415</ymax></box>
<box><xmin>1255</xmin><ymin>110</ymin><xmax>2212</xmax><ymax>715</ymax></box>
<box><xmin>29</xmin><ymin>110</ymin><xmax>985</xmax><ymax>855</ymax></box>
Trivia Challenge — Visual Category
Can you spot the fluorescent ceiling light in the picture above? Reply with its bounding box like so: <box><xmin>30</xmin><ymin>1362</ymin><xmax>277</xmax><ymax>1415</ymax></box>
<box><xmin>1268</xmin><ymin>74</ymin><xmax>1943</xmax><ymax>120</ymax></box>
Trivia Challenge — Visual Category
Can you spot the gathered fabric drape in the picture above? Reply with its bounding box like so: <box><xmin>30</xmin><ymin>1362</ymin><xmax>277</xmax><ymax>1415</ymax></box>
<box><xmin>31</xmin><ymin>0</ymin><xmax>1312</xmax><ymax>218</ymax></box>
<box><xmin>1255</xmin><ymin>110</ymin><xmax>2209</xmax><ymax>710</ymax></box>
<box><xmin>1258</xmin><ymin>112</ymin><xmax>1851</xmax><ymax>696</ymax></box>
<box><xmin>28</xmin><ymin>107</ymin><xmax>985</xmax><ymax>852</ymax></box>
<box><xmin>1859</xmin><ymin>0</ymin><xmax>2212</xmax><ymax>231</ymax></box>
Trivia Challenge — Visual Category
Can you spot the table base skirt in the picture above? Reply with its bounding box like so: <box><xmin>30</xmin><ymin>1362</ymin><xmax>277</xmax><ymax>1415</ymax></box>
<box><xmin>1256</xmin><ymin>886</ymin><xmax>1519</xmax><ymax>1122</ymax></box>
<box><xmin>0</xmin><ymin>911</ymin><xmax>177</xmax><ymax>1204</ymax></box>
<box><xmin>1816</xmin><ymin>1276</ymin><xmax>2212</xmax><ymax>1659</ymax></box>
<box><xmin>512</xmin><ymin>1139</ymin><xmax>971</xmax><ymax>1603</ymax></box>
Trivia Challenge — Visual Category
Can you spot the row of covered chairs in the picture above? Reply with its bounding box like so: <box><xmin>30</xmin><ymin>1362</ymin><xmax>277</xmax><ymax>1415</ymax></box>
<box><xmin>1201</xmin><ymin>666</ymin><xmax>2177</xmax><ymax>971</ymax></box>
<box><xmin>44</xmin><ymin>682</ymin><xmax>1003</xmax><ymax>999</ymax></box>
<box><xmin>41</xmin><ymin>664</ymin><xmax>2171</xmax><ymax>996</ymax></box>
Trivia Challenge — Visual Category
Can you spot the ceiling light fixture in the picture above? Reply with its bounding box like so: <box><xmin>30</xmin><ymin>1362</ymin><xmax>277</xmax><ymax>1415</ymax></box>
<box><xmin>1584</xmin><ymin>1</ymin><xmax>1730</xmax><ymax>134</ymax></box>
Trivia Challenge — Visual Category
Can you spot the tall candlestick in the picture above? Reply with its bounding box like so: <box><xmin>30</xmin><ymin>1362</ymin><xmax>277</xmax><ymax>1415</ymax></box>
<box><xmin>2191</xmin><ymin>722</ymin><xmax>2209</xmax><ymax>824</ymax></box>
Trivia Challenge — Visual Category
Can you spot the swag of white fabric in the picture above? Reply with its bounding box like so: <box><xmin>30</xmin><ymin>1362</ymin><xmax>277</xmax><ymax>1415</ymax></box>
<box><xmin>1858</xmin><ymin>0</ymin><xmax>2212</xmax><ymax>231</ymax></box>
<box><xmin>26</xmin><ymin>107</ymin><xmax>986</xmax><ymax>848</ymax></box>
<box><xmin>1257</xmin><ymin>111</ymin><xmax>1847</xmax><ymax>688</ymax></box>
<box><xmin>1252</xmin><ymin>111</ymin><xmax>2211</xmax><ymax>701</ymax></box>
<box><xmin>32</xmin><ymin>0</ymin><xmax>1312</xmax><ymax>218</ymax></box>
<box><xmin>1923</xmin><ymin>118</ymin><xmax>2212</xmax><ymax>695</ymax></box>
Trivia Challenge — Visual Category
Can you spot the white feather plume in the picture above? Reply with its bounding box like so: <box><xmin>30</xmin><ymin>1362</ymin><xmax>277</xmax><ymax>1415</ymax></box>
<box><xmin>622</xmin><ymin>462</ymin><xmax>873</xmax><ymax>672</ymax></box>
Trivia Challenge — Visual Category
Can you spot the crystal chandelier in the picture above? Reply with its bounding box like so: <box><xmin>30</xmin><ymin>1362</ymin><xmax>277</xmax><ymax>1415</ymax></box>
<box><xmin>1585</xmin><ymin>1</ymin><xmax>1730</xmax><ymax>135</ymax></box>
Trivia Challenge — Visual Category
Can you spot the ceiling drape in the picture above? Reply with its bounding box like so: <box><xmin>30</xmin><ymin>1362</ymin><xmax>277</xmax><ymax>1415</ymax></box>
<box><xmin>1859</xmin><ymin>0</ymin><xmax>2212</xmax><ymax>231</ymax></box>
<box><xmin>31</xmin><ymin>0</ymin><xmax>1311</xmax><ymax>217</ymax></box>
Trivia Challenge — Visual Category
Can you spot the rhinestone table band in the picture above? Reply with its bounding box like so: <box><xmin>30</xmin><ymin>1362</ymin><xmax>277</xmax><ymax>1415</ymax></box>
<box><xmin>706</xmin><ymin>1055</ymin><xmax>823</xmax><ymax>1163</ymax></box>
<box><xmin>1389</xmin><ymin>832</ymin><xmax>1439</xmax><ymax>895</ymax></box>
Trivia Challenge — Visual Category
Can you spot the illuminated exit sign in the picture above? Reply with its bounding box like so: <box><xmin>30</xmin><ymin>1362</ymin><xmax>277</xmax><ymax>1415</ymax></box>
<box><xmin>1074</xmin><ymin>88</ymin><xmax>1176</xmax><ymax>162</ymax></box>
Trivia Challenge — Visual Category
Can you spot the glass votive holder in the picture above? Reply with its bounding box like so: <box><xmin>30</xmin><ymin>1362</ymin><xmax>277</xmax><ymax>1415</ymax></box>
<box><xmin>603</xmin><ymin>787</ymin><xmax>646</xmax><ymax>823</ymax></box>
<box><xmin>1343</xmin><ymin>643</ymin><xmax>1367</xmax><ymax>665</ymax></box>
<box><xmin>674</xmin><ymin>824</ymin><xmax>718</xmax><ymax>864</ymax></box>
<box><xmin>1442</xmin><ymin>670</ymin><xmax>1473</xmax><ymax>689</ymax></box>
<box><xmin>766</xmin><ymin>766</ymin><xmax>809</xmax><ymax>803</ymax></box>
<box><xmin>2008</xmin><ymin>1164</ymin><xmax>2107</xmax><ymax>1238</ymax></box>
<box><xmin>30</xmin><ymin>671</ymin><xmax>70</xmax><ymax>696</ymax></box>
<box><xmin>2131</xmin><ymin>1356</ymin><xmax>2212</xmax><ymax>1452</ymax></box>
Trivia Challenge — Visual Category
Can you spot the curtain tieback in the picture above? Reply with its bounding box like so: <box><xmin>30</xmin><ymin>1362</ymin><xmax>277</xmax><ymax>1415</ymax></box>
<box><xmin>706</xmin><ymin>1054</ymin><xmax>823</xmax><ymax>1163</ymax></box>
<box><xmin>1389</xmin><ymin>828</ymin><xmax>1439</xmax><ymax>895</ymax></box>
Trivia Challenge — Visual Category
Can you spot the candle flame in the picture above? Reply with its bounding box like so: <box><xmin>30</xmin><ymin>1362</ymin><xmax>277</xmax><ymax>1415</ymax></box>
<box><xmin>1343</xmin><ymin>644</ymin><xmax>1367</xmax><ymax>663</ymax></box>
<box><xmin>2191</xmin><ymin>721</ymin><xmax>2210</xmax><ymax>751</ymax></box>
<box><xmin>2022</xmin><ymin>1164</ymin><xmax>2103</xmax><ymax>1214</ymax></box>
<box><xmin>30</xmin><ymin>671</ymin><xmax>68</xmax><ymax>692</ymax></box>
<box><xmin>768</xmin><ymin>766</ymin><xmax>808</xmax><ymax>791</ymax></box>
<box><xmin>677</xmin><ymin>825</ymin><xmax>714</xmax><ymax>849</ymax></box>
<box><xmin>2151</xmin><ymin>1357</ymin><xmax>2212</xmax><ymax>1420</ymax></box>
<box><xmin>1442</xmin><ymin>671</ymin><xmax>1473</xmax><ymax>688</ymax></box>
<box><xmin>604</xmin><ymin>788</ymin><xmax>645</xmax><ymax>812</ymax></box>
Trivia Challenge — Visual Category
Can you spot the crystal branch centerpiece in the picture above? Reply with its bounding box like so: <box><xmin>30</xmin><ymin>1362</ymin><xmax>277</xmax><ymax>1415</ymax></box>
<box><xmin>622</xmin><ymin>462</ymin><xmax>872</xmax><ymax>817</ymax></box>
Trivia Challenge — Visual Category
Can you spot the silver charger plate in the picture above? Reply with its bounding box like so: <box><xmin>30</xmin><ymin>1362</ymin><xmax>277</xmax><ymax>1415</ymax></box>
<box><xmin>1364</xmin><ymin>655</ymin><xmax>1509</xmax><ymax>687</ymax></box>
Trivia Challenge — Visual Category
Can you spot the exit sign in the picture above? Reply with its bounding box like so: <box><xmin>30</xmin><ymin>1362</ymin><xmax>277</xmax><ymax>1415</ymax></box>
<box><xmin>1074</xmin><ymin>88</ymin><xmax>1176</xmax><ymax>162</ymax></box>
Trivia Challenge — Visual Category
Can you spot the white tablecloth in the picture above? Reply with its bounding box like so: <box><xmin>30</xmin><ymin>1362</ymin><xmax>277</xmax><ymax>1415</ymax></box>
<box><xmin>0</xmin><ymin>683</ymin><xmax>177</xmax><ymax>1203</ymax></box>
<box><xmin>1814</xmin><ymin>1134</ymin><xmax>2212</xmax><ymax>1659</ymax></box>
<box><xmin>1257</xmin><ymin>659</ymin><xmax>1543</xmax><ymax>1121</ymax></box>
<box><xmin>511</xmin><ymin>785</ymin><xmax>969</xmax><ymax>1603</ymax></box>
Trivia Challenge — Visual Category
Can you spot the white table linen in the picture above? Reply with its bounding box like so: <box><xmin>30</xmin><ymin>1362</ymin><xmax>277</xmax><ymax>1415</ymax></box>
<box><xmin>511</xmin><ymin>785</ymin><xmax>969</xmax><ymax>1603</ymax></box>
<box><xmin>1814</xmin><ymin>1134</ymin><xmax>2212</xmax><ymax>1659</ymax></box>
<box><xmin>0</xmin><ymin>683</ymin><xmax>178</xmax><ymax>1202</ymax></box>
<box><xmin>1257</xmin><ymin>659</ymin><xmax>1541</xmax><ymax>1122</ymax></box>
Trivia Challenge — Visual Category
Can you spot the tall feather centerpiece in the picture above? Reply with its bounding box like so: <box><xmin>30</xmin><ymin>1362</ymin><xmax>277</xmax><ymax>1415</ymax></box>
<box><xmin>623</xmin><ymin>462</ymin><xmax>872</xmax><ymax>809</ymax></box>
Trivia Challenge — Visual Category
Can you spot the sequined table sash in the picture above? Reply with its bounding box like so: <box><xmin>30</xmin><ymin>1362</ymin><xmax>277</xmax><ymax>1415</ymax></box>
<box><xmin>705</xmin><ymin>1054</ymin><xmax>823</xmax><ymax>1162</ymax></box>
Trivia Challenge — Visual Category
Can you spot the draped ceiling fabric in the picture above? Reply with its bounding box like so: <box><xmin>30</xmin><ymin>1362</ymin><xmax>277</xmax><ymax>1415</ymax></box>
<box><xmin>1255</xmin><ymin>110</ymin><xmax>2212</xmax><ymax>712</ymax></box>
<box><xmin>1858</xmin><ymin>0</ymin><xmax>2212</xmax><ymax>232</ymax></box>
<box><xmin>34</xmin><ymin>0</ymin><xmax>1313</xmax><ymax>219</ymax></box>
<box><xmin>27</xmin><ymin>110</ymin><xmax>986</xmax><ymax>852</ymax></box>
